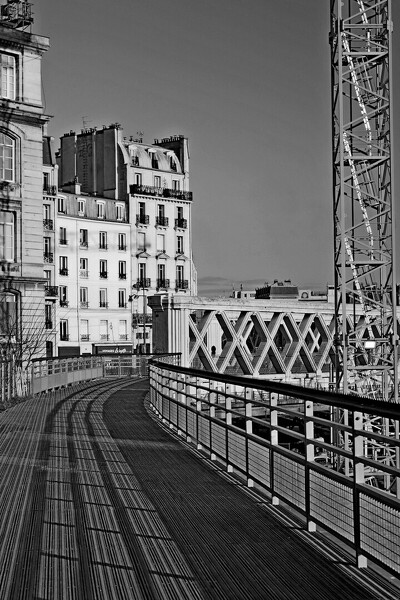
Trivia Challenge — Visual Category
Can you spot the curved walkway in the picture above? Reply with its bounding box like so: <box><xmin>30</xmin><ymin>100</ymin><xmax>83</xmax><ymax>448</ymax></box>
<box><xmin>0</xmin><ymin>378</ymin><xmax>397</xmax><ymax>599</ymax></box>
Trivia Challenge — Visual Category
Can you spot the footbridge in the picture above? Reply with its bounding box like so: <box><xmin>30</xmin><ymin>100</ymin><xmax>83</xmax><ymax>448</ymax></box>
<box><xmin>0</xmin><ymin>354</ymin><xmax>399</xmax><ymax>598</ymax></box>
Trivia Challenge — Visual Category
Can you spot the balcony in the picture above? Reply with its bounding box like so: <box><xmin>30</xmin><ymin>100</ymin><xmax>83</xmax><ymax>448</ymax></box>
<box><xmin>119</xmin><ymin>273</ymin><xmax>127</xmax><ymax>280</ymax></box>
<box><xmin>43</xmin><ymin>252</ymin><xmax>54</xmax><ymax>264</ymax></box>
<box><xmin>45</xmin><ymin>286</ymin><xmax>58</xmax><ymax>297</ymax></box>
<box><xmin>157</xmin><ymin>278</ymin><xmax>170</xmax><ymax>290</ymax></box>
<box><xmin>45</xmin><ymin>319</ymin><xmax>53</xmax><ymax>330</ymax></box>
<box><xmin>118</xmin><ymin>244</ymin><xmax>127</xmax><ymax>251</ymax></box>
<box><xmin>131</xmin><ymin>184</ymin><xmax>193</xmax><ymax>202</ymax></box>
<box><xmin>99</xmin><ymin>302</ymin><xmax>109</xmax><ymax>308</ymax></box>
<box><xmin>80</xmin><ymin>334</ymin><xmax>90</xmax><ymax>341</ymax></box>
<box><xmin>176</xmin><ymin>279</ymin><xmax>189</xmax><ymax>290</ymax></box>
<box><xmin>43</xmin><ymin>184</ymin><xmax>57</xmax><ymax>197</ymax></box>
<box><xmin>99</xmin><ymin>272</ymin><xmax>108</xmax><ymax>279</ymax></box>
<box><xmin>119</xmin><ymin>334</ymin><xmax>128</xmax><ymax>340</ymax></box>
<box><xmin>136</xmin><ymin>214</ymin><xmax>150</xmax><ymax>225</ymax></box>
<box><xmin>156</xmin><ymin>216</ymin><xmax>169</xmax><ymax>227</ymax></box>
<box><xmin>80</xmin><ymin>301</ymin><xmax>89</xmax><ymax>309</ymax></box>
<box><xmin>132</xmin><ymin>314</ymin><xmax>152</xmax><ymax>326</ymax></box>
<box><xmin>60</xmin><ymin>334</ymin><xmax>69</xmax><ymax>341</ymax></box>
<box><xmin>59</xmin><ymin>300</ymin><xmax>69</xmax><ymax>308</ymax></box>
<box><xmin>134</xmin><ymin>278</ymin><xmax>151</xmax><ymax>289</ymax></box>
<box><xmin>99</xmin><ymin>244</ymin><xmax>108</xmax><ymax>250</ymax></box>
<box><xmin>80</xmin><ymin>270</ymin><xmax>88</xmax><ymax>278</ymax></box>
<box><xmin>59</xmin><ymin>268</ymin><xmax>69</xmax><ymax>276</ymax></box>
<box><xmin>43</xmin><ymin>218</ymin><xmax>53</xmax><ymax>230</ymax></box>
<box><xmin>175</xmin><ymin>218</ymin><xmax>187</xmax><ymax>229</ymax></box>
<box><xmin>59</xmin><ymin>239</ymin><xmax>69</xmax><ymax>246</ymax></box>
<box><xmin>100</xmin><ymin>334</ymin><xmax>109</xmax><ymax>340</ymax></box>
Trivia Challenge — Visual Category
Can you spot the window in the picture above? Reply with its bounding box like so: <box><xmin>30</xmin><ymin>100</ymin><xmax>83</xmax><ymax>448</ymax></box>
<box><xmin>177</xmin><ymin>206</ymin><xmax>184</xmax><ymax>220</ymax></box>
<box><xmin>156</xmin><ymin>204</ymin><xmax>168</xmax><ymax>226</ymax></box>
<box><xmin>100</xmin><ymin>319</ymin><xmax>108</xmax><ymax>340</ymax></box>
<box><xmin>60</xmin><ymin>319</ymin><xmax>69</xmax><ymax>341</ymax></box>
<box><xmin>99</xmin><ymin>289</ymin><xmax>107</xmax><ymax>308</ymax></box>
<box><xmin>116</xmin><ymin>204</ymin><xmax>125</xmax><ymax>221</ymax></box>
<box><xmin>150</xmin><ymin>152</ymin><xmax>158</xmax><ymax>169</ymax></box>
<box><xmin>43</xmin><ymin>204</ymin><xmax>51</xmax><ymax>220</ymax></box>
<box><xmin>135</xmin><ymin>172</ymin><xmax>142</xmax><ymax>186</ymax></box>
<box><xmin>118</xmin><ymin>233</ymin><xmax>126</xmax><ymax>251</ymax></box>
<box><xmin>118</xmin><ymin>289</ymin><xmax>126</xmax><ymax>308</ymax></box>
<box><xmin>44</xmin><ymin>270</ymin><xmax>51</xmax><ymax>283</ymax></box>
<box><xmin>99</xmin><ymin>231</ymin><xmax>107</xmax><ymax>249</ymax></box>
<box><xmin>0</xmin><ymin>212</ymin><xmax>14</xmax><ymax>261</ymax></box>
<box><xmin>177</xmin><ymin>235</ymin><xmax>184</xmax><ymax>254</ymax></box>
<box><xmin>154</xmin><ymin>175</ymin><xmax>161</xmax><ymax>188</ymax></box>
<box><xmin>137</xmin><ymin>232</ymin><xmax>145</xmax><ymax>252</ymax></box>
<box><xmin>0</xmin><ymin>133</ymin><xmax>14</xmax><ymax>182</ymax></box>
<box><xmin>80</xmin><ymin>319</ymin><xmax>89</xmax><ymax>340</ymax></box>
<box><xmin>138</xmin><ymin>201</ymin><xmax>146</xmax><ymax>224</ymax></box>
<box><xmin>119</xmin><ymin>320</ymin><xmax>127</xmax><ymax>340</ymax></box>
<box><xmin>59</xmin><ymin>285</ymin><xmax>68</xmax><ymax>307</ymax></box>
<box><xmin>78</xmin><ymin>198</ymin><xmax>85</xmax><ymax>216</ymax></box>
<box><xmin>59</xmin><ymin>256</ymin><xmax>68</xmax><ymax>276</ymax></box>
<box><xmin>158</xmin><ymin>204</ymin><xmax>165</xmax><ymax>219</ymax></box>
<box><xmin>43</xmin><ymin>237</ymin><xmax>51</xmax><ymax>255</ymax></box>
<box><xmin>79</xmin><ymin>229</ymin><xmax>88</xmax><ymax>247</ymax></box>
<box><xmin>80</xmin><ymin>287</ymin><xmax>88</xmax><ymax>308</ymax></box>
<box><xmin>176</xmin><ymin>265</ymin><xmax>184</xmax><ymax>286</ymax></box>
<box><xmin>170</xmin><ymin>156</ymin><xmax>177</xmax><ymax>172</ymax></box>
<box><xmin>45</xmin><ymin>304</ymin><xmax>52</xmax><ymax>329</ymax></box>
<box><xmin>99</xmin><ymin>259</ymin><xmax>107</xmax><ymax>278</ymax></box>
<box><xmin>157</xmin><ymin>234</ymin><xmax>165</xmax><ymax>253</ymax></box>
<box><xmin>59</xmin><ymin>226</ymin><xmax>67</xmax><ymax>245</ymax></box>
<box><xmin>80</xmin><ymin>257</ymin><xmax>88</xmax><ymax>278</ymax></box>
<box><xmin>0</xmin><ymin>54</ymin><xmax>15</xmax><ymax>100</ymax></box>
<box><xmin>97</xmin><ymin>202</ymin><xmax>105</xmax><ymax>219</ymax></box>
<box><xmin>58</xmin><ymin>197</ymin><xmax>66</xmax><ymax>213</ymax></box>
<box><xmin>118</xmin><ymin>261</ymin><xmax>126</xmax><ymax>279</ymax></box>
<box><xmin>139</xmin><ymin>263</ymin><xmax>146</xmax><ymax>280</ymax></box>
<box><xmin>173</xmin><ymin>179</ymin><xmax>180</xmax><ymax>190</ymax></box>
<box><xmin>157</xmin><ymin>263</ymin><xmax>165</xmax><ymax>283</ymax></box>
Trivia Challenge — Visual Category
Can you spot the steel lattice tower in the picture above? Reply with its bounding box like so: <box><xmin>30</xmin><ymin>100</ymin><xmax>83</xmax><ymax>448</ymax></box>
<box><xmin>330</xmin><ymin>0</ymin><xmax>398</xmax><ymax>401</ymax></box>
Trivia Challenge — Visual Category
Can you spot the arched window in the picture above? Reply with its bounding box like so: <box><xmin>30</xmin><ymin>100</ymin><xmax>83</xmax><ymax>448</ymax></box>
<box><xmin>0</xmin><ymin>133</ymin><xmax>14</xmax><ymax>181</ymax></box>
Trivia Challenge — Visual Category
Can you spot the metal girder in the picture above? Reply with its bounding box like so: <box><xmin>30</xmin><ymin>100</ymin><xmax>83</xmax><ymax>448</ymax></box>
<box><xmin>330</xmin><ymin>0</ymin><xmax>398</xmax><ymax>401</ymax></box>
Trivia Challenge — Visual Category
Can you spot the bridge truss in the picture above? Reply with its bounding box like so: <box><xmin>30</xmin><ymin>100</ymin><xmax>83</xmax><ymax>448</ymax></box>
<box><xmin>330</xmin><ymin>0</ymin><xmax>398</xmax><ymax>401</ymax></box>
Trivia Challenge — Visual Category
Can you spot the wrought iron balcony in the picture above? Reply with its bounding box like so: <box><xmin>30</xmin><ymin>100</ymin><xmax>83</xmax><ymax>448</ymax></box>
<box><xmin>119</xmin><ymin>334</ymin><xmax>128</xmax><ymax>340</ymax></box>
<box><xmin>43</xmin><ymin>218</ymin><xmax>53</xmax><ymax>230</ymax></box>
<box><xmin>99</xmin><ymin>244</ymin><xmax>108</xmax><ymax>250</ymax></box>
<box><xmin>99</xmin><ymin>302</ymin><xmax>109</xmax><ymax>308</ymax></box>
<box><xmin>119</xmin><ymin>303</ymin><xmax>128</xmax><ymax>309</ymax></box>
<box><xmin>81</xmin><ymin>334</ymin><xmax>90</xmax><ymax>341</ymax></box>
<box><xmin>60</xmin><ymin>333</ymin><xmax>69</xmax><ymax>341</ymax></box>
<box><xmin>45</xmin><ymin>319</ymin><xmax>53</xmax><ymax>330</ymax></box>
<box><xmin>156</xmin><ymin>216</ymin><xmax>169</xmax><ymax>227</ymax></box>
<box><xmin>59</xmin><ymin>239</ymin><xmax>68</xmax><ymax>245</ymax></box>
<box><xmin>132</xmin><ymin>314</ymin><xmax>152</xmax><ymax>326</ymax></box>
<box><xmin>59</xmin><ymin>300</ymin><xmax>69</xmax><ymax>308</ymax></box>
<box><xmin>131</xmin><ymin>184</ymin><xmax>192</xmax><ymax>202</ymax></box>
<box><xmin>119</xmin><ymin>273</ymin><xmax>127</xmax><ymax>280</ymax></box>
<box><xmin>80</xmin><ymin>270</ymin><xmax>88</xmax><ymax>278</ymax></box>
<box><xmin>99</xmin><ymin>271</ymin><xmax>108</xmax><ymax>279</ymax></box>
<box><xmin>134</xmin><ymin>278</ymin><xmax>151</xmax><ymax>289</ymax></box>
<box><xmin>80</xmin><ymin>301</ymin><xmax>89</xmax><ymax>309</ymax></box>
<box><xmin>175</xmin><ymin>218</ymin><xmax>187</xmax><ymax>229</ymax></box>
<box><xmin>176</xmin><ymin>279</ymin><xmax>188</xmax><ymax>290</ymax></box>
<box><xmin>136</xmin><ymin>214</ymin><xmax>150</xmax><ymax>225</ymax></box>
<box><xmin>100</xmin><ymin>334</ymin><xmax>109</xmax><ymax>340</ymax></box>
<box><xmin>59</xmin><ymin>268</ymin><xmax>69</xmax><ymax>276</ymax></box>
<box><xmin>43</xmin><ymin>252</ymin><xmax>54</xmax><ymax>263</ymax></box>
<box><xmin>118</xmin><ymin>244</ymin><xmax>127</xmax><ymax>251</ymax></box>
<box><xmin>43</xmin><ymin>185</ymin><xmax>57</xmax><ymax>196</ymax></box>
<box><xmin>45</xmin><ymin>286</ymin><xmax>58</xmax><ymax>297</ymax></box>
<box><xmin>157</xmin><ymin>278</ymin><xmax>170</xmax><ymax>290</ymax></box>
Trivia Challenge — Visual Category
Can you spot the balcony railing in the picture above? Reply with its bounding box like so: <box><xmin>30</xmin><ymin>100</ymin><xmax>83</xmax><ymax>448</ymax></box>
<box><xmin>43</xmin><ymin>184</ymin><xmax>57</xmax><ymax>196</ymax></box>
<box><xmin>119</xmin><ymin>334</ymin><xmax>128</xmax><ymax>340</ymax></box>
<box><xmin>80</xmin><ymin>301</ymin><xmax>89</xmax><ymax>308</ymax></box>
<box><xmin>157</xmin><ymin>278</ymin><xmax>170</xmax><ymax>289</ymax></box>
<box><xmin>80</xmin><ymin>334</ymin><xmax>90</xmax><ymax>341</ymax></box>
<box><xmin>100</xmin><ymin>334</ymin><xmax>109</xmax><ymax>340</ymax></box>
<box><xmin>80</xmin><ymin>270</ymin><xmax>88</xmax><ymax>278</ymax></box>
<box><xmin>60</xmin><ymin>334</ymin><xmax>69</xmax><ymax>341</ymax></box>
<box><xmin>175</xmin><ymin>218</ymin><xmax>187</xmax><ymax>229</ymax></box>
<box><xmin>176</xmin><ymin>279</ymin><xmax>188</xmax><ymax>290</ymax></box>
<box><xmin>99</xmin><ymin>272</ymin><xmax>108</xmax><ymax>279</ymax></box>
<box><xmin>99</xmin><ymin>244</ymin><xmax>108</xmax><ymax>250</ymax></box>
<box><xmin>80</xmin><ymin>241</ymin><xmax>88</xmax><ymax>248</ymax></box>
<box><xmin>156</xmin><ymin>216</ymin><xmax>169</xmax><ymax>227</ymax></box>
<box><xmin>134</xmin><ymin>278</ymin><xmax>151</xmax><ymax>289</ymax></box>
<box><xmin>131</xmin><ymin>184</ymin><xmax>193</xmax><ymax>202</ymax></box>
<box><xmin>43</xmin><ymin>218</ymin><xmax>53</xmax><ymax>230</ymax></box>
<box><xmin>132</xmin><ymin>314</ymin><xmax>152</xmax><ymax>326</ymax></box>
<box><xmin>119</xmin><ymin>273</ymin><xmax>127</xmax><ymax>280</ymax></box>
<box><xmin>59</xmin><ymin>268</ymin><xmax>69</xmax><ymax>276</ymax></box>
<box><xmin>136</xmin><ymin>214</ymin><xmax>150</xmax><ymax>225</ymax></box>
<box><xmin>59</xmin><ymin>239</ymin><xmax>68</xmax><ymax>245</ymax></box>
<box><xmin>45</xmin><ymin>286</ymin><xmax>58</xmax><ymax>297</ymax></box>
<box><xmin>43</xmin><ymin>252</ymin><xmax>54</xmax><ymax>263</ymax></box>
<box><xmin>59</xmin><ymin>300</ymin><xmax>69</xmax><ymax>308</ymax></box>
<box><xmin>119</xmin><ymin>303</ymin><xmax>128</xmax><ymax>309</ymax></box>
<box><xmin>45</xmin><ymin>319</ymin><xmax>53</xmax><ymax>330</ymax></box>
<box><xmin>99</xmin><ymin>302</ymin><xmax>109</xmax><ymax>308</ymax></box>
<box><xmin>118</xmin><ymin>245</ymin><xmax>127</xmax><ymax>251</ymax></box>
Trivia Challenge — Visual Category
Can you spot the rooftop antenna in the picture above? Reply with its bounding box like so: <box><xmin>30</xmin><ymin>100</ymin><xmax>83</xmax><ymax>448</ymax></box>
<box><xmin>0</xmin><ymin>0</ymin><xmax>33</xmax><ymax>30</ymax></box>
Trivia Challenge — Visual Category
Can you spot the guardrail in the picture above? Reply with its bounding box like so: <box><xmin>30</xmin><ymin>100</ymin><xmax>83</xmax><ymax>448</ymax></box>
<box><xmin>148</xmin><ymin>360</ymin><xmax>400</xmax><ymax>576</ymax></box>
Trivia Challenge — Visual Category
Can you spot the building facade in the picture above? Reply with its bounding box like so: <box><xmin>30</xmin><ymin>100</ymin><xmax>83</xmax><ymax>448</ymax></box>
<box><xmin>0</xmin><ymin>2</ymin><xmax>50</xmax><ymax>374</ymax></box>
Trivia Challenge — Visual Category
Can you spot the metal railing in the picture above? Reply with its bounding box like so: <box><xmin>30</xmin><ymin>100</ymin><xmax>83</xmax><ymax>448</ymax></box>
<box><xmin>148</xmin><ymin>361</ymin><xmax>400</xmax><ymax>576</ymax></box>
<box><xmin>131</xmin><ymin>184</ymin><xmax>193</xmax><ymax>202</ymax></box>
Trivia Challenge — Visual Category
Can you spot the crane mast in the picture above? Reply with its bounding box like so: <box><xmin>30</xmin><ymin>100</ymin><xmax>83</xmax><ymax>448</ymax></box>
<box><xmin>330</xmin><ymin>0</ymin><xmax>398</xmax><ymax>402</ymax></box>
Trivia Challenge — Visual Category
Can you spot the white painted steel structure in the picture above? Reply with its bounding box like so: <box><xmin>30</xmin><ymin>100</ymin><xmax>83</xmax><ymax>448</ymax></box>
<box><xmin>149</xmin><ymin>359</ymin><xmax>400</xmax><ymax>573</ymax></box>
<box><xmin>330</xmin><ymin>0</ymin><xmax>398</xmax><ymax>400</ymax></box>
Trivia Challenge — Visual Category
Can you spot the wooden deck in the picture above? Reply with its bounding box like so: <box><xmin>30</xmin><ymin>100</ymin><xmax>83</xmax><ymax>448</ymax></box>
<box><xmin>0</xmin><ymin>378</ymin><xmax>398</xmax><ymax>599</ymax></box>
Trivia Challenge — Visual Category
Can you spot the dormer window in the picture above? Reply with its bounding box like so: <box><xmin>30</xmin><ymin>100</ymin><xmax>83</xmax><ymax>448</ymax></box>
<box><xmin>0</xmin><ymin>54</ymin><xmax>15</xmax><ymax>100</ymax></box>
<box><xmin>0</xmin><ymin>133</ymin><xmax>14</xmax><ymax>182</ymax></box>
<box><xmin>116</xmin><ymin>203</ymin><xmax>125</xmax><ymax>221</ymax></box>
<box><xmin>97</xmin><ymin>201</ymin><xmax>105</xmax><ymax>219</ymax></box>
<box><xmin>78</xmin><ymin>198</ymin><xmax>86</xmax><ymax>216</ymax></box>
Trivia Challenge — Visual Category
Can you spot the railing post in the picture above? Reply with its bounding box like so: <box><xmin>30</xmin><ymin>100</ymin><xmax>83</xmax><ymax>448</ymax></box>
<box><xmin>210</xmin><ymin>380</ymin><xmax>217</xmax><ymax>461</ymax></box>
<box><xmin>196</xmin><ymin>376</ymin><xmax>202</xmax><ymax>450</ymax></box>
<box><xmin>226</xmin><ymin>383</ymin><xmax>233</xmax><ymax>473</ymax></box>
<box><xmin>305</xmin><ymin>400</ymin><xmax>316</xmax><ymax>532</ymax></box>
<box><xmin>270</xmin><ymin>392</ymin><xmax>279</xmax><ymax>506</ymax></box>
<box><xmin>353</xmin><ymin>410</ymin><xmax>367</xmax><ymax>568</ymax></box>
<box><xmin>245</xmin><ymin>387</ymin><xmax>254</xmax><ymax>488</ymax></box>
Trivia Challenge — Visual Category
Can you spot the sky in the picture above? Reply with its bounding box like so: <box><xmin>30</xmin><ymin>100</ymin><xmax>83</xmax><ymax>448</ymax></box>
<box><xmin>32</xmin><ymin>0</ymin><xmax>400</xmax><ymax>297</ymax></box>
